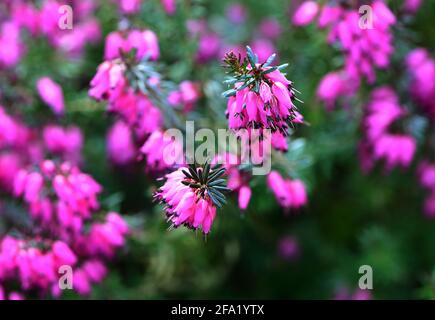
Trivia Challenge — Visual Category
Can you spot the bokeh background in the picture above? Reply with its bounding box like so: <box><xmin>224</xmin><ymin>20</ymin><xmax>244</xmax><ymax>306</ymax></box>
<box><xmin>1</xmin><ymin>0</ymin><xmax>435</xmax><ymax>299</ymax></box>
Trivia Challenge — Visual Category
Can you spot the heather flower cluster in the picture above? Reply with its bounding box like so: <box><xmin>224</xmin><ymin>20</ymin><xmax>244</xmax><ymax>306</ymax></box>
<box><xmin>293</xmin><ymin>0</ymin><xmax>435</xmax><ymax>217</ymax></box>
<box><xmin>359</xmin><ymin>87</ymin><xmax>416</xmax><ymax>172</ymax></box>
<box><xmin>223</xmin><ymin>47</ymin><xmax>302</xmax><ymax>135</ymax></box>
<box><xmin>0</xmin><ymin>160</ymin><xmax>129</xmax><ymax>299</ymax></box>
<box><xmin>406</xmin><ymin>48</ymin><xmax>435</xmax><ymax>122</ymax></box>
<box><xmin>1</xmin><ymin>0</ymin><xmax>101</xmax><ymax>66</ymax></box>
<box><xmin>418</xmin><ymin>162</ymin><xmax>435</xmax><ymax>217</ymax></box>
<box><xmin>89</xmin><ymin>28</ymin><xmax>198</xmax><ymax>174</ymax></box>
<box><xmin>293</xmin><ymin>0</ymin><xmax>397</xmax><ymax>107</ymax></box>
<box><xmin>155</xmin><ymin>163</ymin><xmax>230</xmax><ymax>234</ymax></box>
<box><xmin>267</xmin><ymin>171</ymin><xmax>307</xmax><ymax>212</ymax></box>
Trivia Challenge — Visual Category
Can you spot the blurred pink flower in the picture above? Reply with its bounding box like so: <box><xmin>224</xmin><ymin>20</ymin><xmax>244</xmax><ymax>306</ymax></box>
<box><xmin>118</xmin><ymin>0</ymin><xmax>141</xmax><ymax>14</ymax></box>
<box><xmin>406</xmin><ymin>49</ymin><xmax>435</xmax><ymax>121</ymax></box>
<box><xmin>0</xmin><ymin>21</ymin><xmax>23</xmax><ymax>67</ymax></box>
<box><xmin>403</xmin><ymin>0</ymin><xmax>423</xmax><ymax>14</ymax></box>
<box><xmin>278</xmin><ymin>236</ymin><xmax>299</xmax><ymax>260</ymax></box>
<box><xmin>250</xmin><ymin>39</ymin><xmax>276</xmax><ymax>63</ymax></box>
<box><xmin>89</xmin><ymin>60</ymin><xmax>126</xmax><ymax>101</ymax></box>
<box><xmin>168</xmin><ymin>81</ymin><xmax>201</xmax><ymax>113</ymax></box>
<box><xmin>43</xmin><ymin>125</ymin><xmax>83</xmax><ymax>164</ymax></box>
<box><xmin>107</xmin><ymin>120</ymin><xmax>136</xmax><ymax>166</ymax></box>
<box><xmin>292</xmin><ymin>1</ymin><xmax>319</xmax><ymax>26</ymax></box>
<box><xmin>259</xmin><ymin>18</ymin><xmax>282</xmax><ymax>40</ymax></box>
<box><xmin>104</xmin><ymin>29</ymin><xmax>160</xmax><ymax>61</ymax></box>
<box><xmin>267</xmin><ymin>171</ymin><xmax>307</xmax><ymax>211</ymax></box>
<box><xmin>226</xmin><ymin>3</ymin><xmax>247</xmax><ymax>24</ymax></box>
<box><xmin>317</xmin><ymin>71</ymin><xmax>355</xmax><ymax>110</ymax></box>
<box><xmin>361</xmin><ymin>87</ymin><xmax>416</xmax><ymax>171</ymax></box>
<box><xmin>161</xmin><ymin>0</ymin><xmax>176</xmax><ymax>15</ymax></box>
<box><xmin>196</xmin><ymin>32</ymin><xmax>221</xmax><ymax>63</ymax></box>
<box><xmin>213</xmin><ymin>153</ymin><xmax>252</xmax><ymax>210</ymax></box>
<box><xmin>36</xmin><ymin>77</ymin><xmax>65</xmax><ymax>116</ymax></box>
<box><xmin>373</xmin><ymin>134</ymin><xmax>416</xmax><ymax>169</ymax></box>
<box><xmin>335</xmin><ymin>287</ymin><xmax>372</xmax><ymax>300</ymax></box>
<box><xmin>54</xmin><ymin>19</ymin><xmax>101</xmax><ymax>58</ymax></box>
<box><xmin>140</xmin><ymin>130</ymin><xmax>184</xmax><ymax>172</ymax></box>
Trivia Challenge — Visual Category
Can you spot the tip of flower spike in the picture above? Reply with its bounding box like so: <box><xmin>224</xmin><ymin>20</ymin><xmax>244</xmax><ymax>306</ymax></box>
<box><xmin>181</xmin><ymin>162</ymin><xmax>231</xmax><ymax>208</ymax></box>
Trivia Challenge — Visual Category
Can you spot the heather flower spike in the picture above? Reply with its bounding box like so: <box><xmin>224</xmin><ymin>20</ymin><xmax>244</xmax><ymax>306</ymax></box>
<box><xmin>223</xmin><ymin>46</ymin><xmax>301</xmax><ymax>134</ymax></box>
<box><xmin>181</xmin><ymin>161</ymin><xmax>231</xmax><ymax>208</ymax></box>
<box><xmin>155</xmin><ymin>161</ymin><xmax>231</xmax><ymax>234</ymax></box>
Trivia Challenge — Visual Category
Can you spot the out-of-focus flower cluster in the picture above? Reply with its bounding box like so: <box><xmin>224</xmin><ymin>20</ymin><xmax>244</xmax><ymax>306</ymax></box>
<box><xmin>359</xmin><ymin>87</ymin><xmax>416</xmax><ymax>172</ymax></box>
<box><xmin>293</xmin><ymin>0</ymin><xmax>435</xmax><ymax>218</ymax></box>
<box><xmin>293</xmin><ymin>0</ymin><xmax>397</xmax><ymax>107</ymax></box>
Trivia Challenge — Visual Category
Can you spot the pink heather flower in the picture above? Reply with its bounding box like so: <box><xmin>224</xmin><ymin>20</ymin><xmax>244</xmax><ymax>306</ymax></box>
<box><xmin>140</xmin><ymin>130</ymin><xmax>184</xmax><ymax>172</ymax></box>
<box><xmin>224</xmin><ymin>48</ymin><xmax>301</xmax><ymax>135</ymax></box>
<box><xmin>107</xmin><ymin>121</ymin><xmax>136</xmax><ymax>166</ymax></box>
<box><xmin>156</xmin><ymin>170</ymin><xmax>217</xmax><ymax>234</ymax></box>
<box><xmin>335</xmin><ymin>287</ymin><xmax>372</xmax><ymax>300</ymax></box>
<box><xmin>0</xmin><ymin>153</ymin><xmax>22</xmax><ymax>192</ymax></box>
<box><xmin>0</xmin><ymin>236</ymin><xmax>77</xmax><ymax>294</ymax></box>
<box><xmin>39</xmin><ymin>0</ymin><xmax>63</xmax><ymax>38</ymax></box>
<box><xmin>292</xmin><ymin>1</ymin><xmax>319</xmax><ymax>26</ymax></box>
<box><xmin>86</xmin><ymin>212</ymin><xmax>129</xmax><ymax>257</ymax></box>
<box><xmin>104</xmin><ymin>29</ymin><xmax>160</xmax><ymax>61</ymax></box>
<box><xmin>361</xmin><ymin>87</ymin><xmax>416</xmax><ymax>171</ymax></box>
<box><xmin>406</xmin><ymin>49</ymin><xmax>435</xmax><ymax>121</ymax></box>
<box><xmin>238</xmin><ymin>185</ymin><xmax>252</xmax><ymax>210</ymax></box>
<box><xmin>317</xmin><ymin>71</ymin><xmax>355</xmax><ymax>110</ymax></box>
<box><xmin>213</xmin><ymin>153</ymin><xmax>252</xmax><ymax>210</ymax></box>
<box><xmin>155</xmin><ymin>164</ymin><xmax>230</xmax><ymax>234</ymax></box>
<box><xmin>8</xmin><ymin>292</ymin><xmax>25</xmax><ymax>300</ymax></box>
<box><xmin>327</xmin><ymin>1</ymin><xmax>396</xmax><ymax>84</ymax></box>
<box><xmin>134</xmin><ymin>97</ymin><xmax>163</xmax><ymax>138</ymax></box>
<box><xmin>271</xmin><ymin>131</ymin><xmax>288</xmax><ymax>152</ymax></box>
<box><xmin>11</xmin><ymin>3</ymin><xmax>40</xmax><ymax>35</ymax></box>
<box><xmin>419</xmin><ymin>162</ymin><xmax>435</xmax><ymax>190</ymax></box>
<box><xmin>226</xmin><ymin>3</ymin><xmax>247</xmax><ymax>24</ymax></box>
<box><xmin>424</xmin><ymin>194</ymin><xmax>435</xmax><ymax>218</ymax></box>
<box><xmin>168</xmin><ymin>81</ymin><xmax>201</xmax><ymax>113</ymax></box>
<box><xmin>54</xmin><ymin>19</ymin><xmax>101</xmax><ymax>58</ymax></box>
<box><xmin>196</xmin><ymin>32</ymin><xmax>221</xmax><ymax>63</ymax></box>
<box><xmin>14</xmin><ymin>160</ymin><xmax>102</xmax><ymax>233</ymax></box>
<box><xmin>73</xmin><ymin>269</ymin><xmax>92</xmax><ymax>295</ymax></box>
<box><xmin>259</xmin><ymin>18</ymin><xmax>282</xmax><ymax>40</ymax></box>
<box><xmin>0</xmin><ymin>107</ymin><xmax>30</xmax><ymax>148</ymax></box>
<box><xmin>318</xmin><ymin>5</ymin><xmax>343</xmax><ymax>28</ymax></box>
<box><xmin>295</xmin><ymin>1</ymin><xmax>395</xmax><ymax>85</ymax></box>
<box><xmin>36</xmin><ymin>77</ymin><xmax>65</xmax><ymax>116</ymax></box>
<box><xmin>43</xmin><ymin>126</ymin><xmax>83</xmax><ymax>164</ymax></box>
<box><xmin>161</xmin><ymin>0</ymin><xmax>176</xmax><ymax>15</ymax></box>
<box><xmin>82</xmin><ymin>260</ymin><xmax>107</xmax><ymax>283</ymax></box>
<box><xmin>89</xmin><ymin>60</ymin><xmax>126</xmax><ymax>101</ymax></box>
<box><xmin>250</xmin><ymin>39</ymin><xmax>276</xmax><ymax>63</ymax></box>
<box><xmin>0</xmin><ymin>21</ymin><xmax>23</xmax><ymax>67</ymax></box>
<box><xmin>403</xmin><ymin>0</ymin><xmax>423</xmax><ymax>14</ymax></box>
<box><xmin>278</xmin><ymin>236</ymin><xmax>300</xmax><ymax>261</ymax></box>
<box><xmin>364</xmin><ymin>88</ymin><xmax>403</xmax><ymax>141</ymax></box>
<box><xmin>267</xmin><ymin>171</ymin><xmax>307</xmax><ymax>210</ymax></box>
<box><xmin>118</xmin><ymin>0</ymin><xmax>141</xmax><ymax>14</ymax></box>
<box><xmin>418</xmin><ymin>162</ymin><xmax>435</xmax><ymax>218</ymax></box>
<box><xmin>373</xmin><ymin>134</ymin><xmax>416</xmax><ymax>169</ymax></box>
